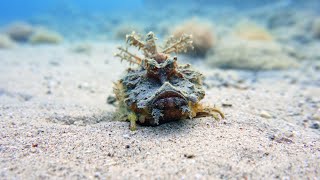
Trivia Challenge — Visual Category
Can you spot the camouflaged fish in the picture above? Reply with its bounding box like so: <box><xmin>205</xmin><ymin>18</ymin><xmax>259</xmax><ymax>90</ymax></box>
<box><xmin>114</xmin><ymin>31</ymin><xmax>224</xmax><ymax>130</ymax></box>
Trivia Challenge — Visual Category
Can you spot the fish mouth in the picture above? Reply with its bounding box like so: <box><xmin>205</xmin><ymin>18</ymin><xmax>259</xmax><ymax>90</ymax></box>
<box><xmin>152</xmin><ymin>90</ymin><xmax>188</xmax><ymax>110</ymax></box>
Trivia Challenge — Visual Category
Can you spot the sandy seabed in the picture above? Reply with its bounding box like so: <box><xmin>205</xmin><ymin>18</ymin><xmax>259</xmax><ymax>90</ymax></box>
<box><xmin>0</xmin><ymin>43</ymin><xmax>319</xmax><ymax>179</ymax></box>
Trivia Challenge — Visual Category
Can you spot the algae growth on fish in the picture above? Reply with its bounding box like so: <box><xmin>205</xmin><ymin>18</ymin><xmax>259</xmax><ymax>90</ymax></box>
<box><xmin>113</xmin><ymin>32</ymin><xmax>224</xmax><ymax>130</ymax></box>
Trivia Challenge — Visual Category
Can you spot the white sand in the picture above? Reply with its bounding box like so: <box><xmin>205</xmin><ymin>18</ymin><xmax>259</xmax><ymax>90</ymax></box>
<box><xmin>0</xmin><ymin>43</ymin><xmax>319</xmax><ymax>179</ymax></box>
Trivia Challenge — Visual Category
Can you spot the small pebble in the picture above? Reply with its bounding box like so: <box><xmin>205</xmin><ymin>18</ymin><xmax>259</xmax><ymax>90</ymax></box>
<box><xmin>260</xmin><ymin>110</ymin><xmax>272</xmax><ymax>119</ymax></box>
<box><xmin>32</xmin><ymin>143</ymin><xmax>38</xmax><ymax>147</ymax></box>
<box><xmin>122</xmin><ymin>134</ymin><xmax>130</xmax><ymax>139</ymax></box>
<box><xmin>222</xmin><ymin>102</ymin><xmax>232</xmax><ymax>107</ymax></box>
<box><xmin>125</xmin><ymin>145</ymin><xmax>130</xmax><ymax>149</ymax></box>
<box><xmin>277</xmin><ymin>137</ymin><xmax>293</xmax><ymax>144</ymax></box>
<box><xmin>270</xmin><ymin>132</ymin><xmax>294</xmax><ymax>144</ymax></box>
<box><xmin>310</xmin><ymin>123</ymin><xmax>319</xmax><ymax>129</ymax></box>
<box><xmin>184</xmin><ymin>154</ymin><xmax>195</xmax><ymax>159</ymax></box>
<box><xmin>30</xmin><ymin>147</ymin><xmax>37</xmax><ymax>153</ymax></box>
<box><xmin>74</xmin><ymin>120</ymin><xmax>84</xmax><ymax>126</ymax></box>
<box><xmin>78</xmin><ymin>82</ymin><xmax>89</xmax><ymax>89</ymax></box>
<box><xmin>94</xmin><ymin>172</ymin><xmax>101</xmax><ymax>179</ymax></box>
<box><xmin>46</xmin><ymin>90</ymin><xmax>52</xmax><ymax>95</ymax></box>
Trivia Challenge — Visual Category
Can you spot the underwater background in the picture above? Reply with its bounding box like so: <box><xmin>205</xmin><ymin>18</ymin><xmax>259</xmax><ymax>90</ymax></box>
<box><xmin>1</xmin><ymin>0</ymin><xmax>320</xmax><ymax>41</ymax></box>
<box><xmin>2</xmin><ymin>0</ymin><xmax>319</xmax><ymax>68</ymax></box>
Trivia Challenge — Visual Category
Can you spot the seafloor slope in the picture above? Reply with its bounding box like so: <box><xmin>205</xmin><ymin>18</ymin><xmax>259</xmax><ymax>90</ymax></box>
<box><xmin>0</xmin><ymin>43</ymin><xmax>319</xmax><ymax>179</ymax></box>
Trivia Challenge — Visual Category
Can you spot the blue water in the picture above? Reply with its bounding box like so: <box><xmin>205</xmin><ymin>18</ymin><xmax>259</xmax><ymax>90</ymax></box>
<box><xmin>0</xmin><ymin>0</ymin><xmax>319</xmax><ymax>41</ymax></box>
<box><xmin>2</xmin><ymin>0</ymin><xmax>319</xmax><ymax>24</ymax></box>
<box><xmin>0</xmin><ymin>0</ymin><xmax>143</xmax><ymax>23</ymax></box>
<box><xmin>0</xmin><ymin>0</ymin><xmax>296</xmax><ymax>22</ymax></box>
